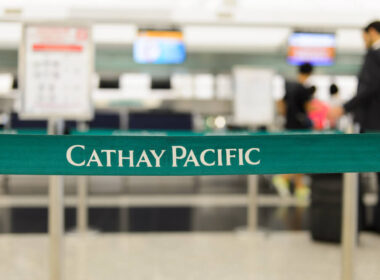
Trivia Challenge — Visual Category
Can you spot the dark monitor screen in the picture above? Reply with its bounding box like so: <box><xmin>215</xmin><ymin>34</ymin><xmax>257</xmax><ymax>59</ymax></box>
<box><xmin>151</xmin><ymin>77</ymin><xmax>171</xmax><ymax>89</ymax></box>
<box><xmin>99</xmin><ymin>77</ymin><xmax>120</xmax><ymax>89</ymax></box>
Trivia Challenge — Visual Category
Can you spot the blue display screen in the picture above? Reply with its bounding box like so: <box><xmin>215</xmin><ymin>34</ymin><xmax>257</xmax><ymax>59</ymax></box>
<box><xmin>133</xmin><ymin>31</ymin><xmax>186</xmax><ymax>64</ymax></box>
<box><xmin>287</xmin><ymin>32</ymin><xmax>336</xmax><ymax>66</ymax></box>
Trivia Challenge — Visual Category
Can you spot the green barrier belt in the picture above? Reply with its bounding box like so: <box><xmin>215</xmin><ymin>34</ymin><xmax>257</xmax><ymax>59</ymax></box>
<box><xmin>0</xmin><ymin>129</ymin><xmax>47</xmax><ymax>135</ymax></box>
<box><xmin>70</xmin><ymin>129</ymin><xmax>342</xmax><ymax>136</ymax></box>
<box><xmin>0</xmin><ymin>133</ymin><xmax>379</xmax><ymax>176</ymax></box>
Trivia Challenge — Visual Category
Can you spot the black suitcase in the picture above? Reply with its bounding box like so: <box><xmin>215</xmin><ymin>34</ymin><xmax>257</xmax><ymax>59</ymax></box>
<box><xmin>374</xmin><ymin>204</ymin><xmax>380</xmax><ymax>233</ymax></box>
<box><xmin>310</xmin><ymin>173</ymin><xmax>364</xmax><ymax>243</ymax></box>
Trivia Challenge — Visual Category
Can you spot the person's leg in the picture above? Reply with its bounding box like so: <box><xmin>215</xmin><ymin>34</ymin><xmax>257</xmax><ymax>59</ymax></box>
<box><xmin>294</xmin><ymin>174</ymin><xmax>310</xmax><ymax>200</ymax></box>
<box><xmin>282</xmin><ymin>174</ymin><xmax>293</xmax><ymax>181</ymax></box>
<box><xmin>294</xmin><ymin>174</ymin><xmax>304</xmax><ymax>188</ymax></box>
<box><xmin>272</xmin><ymin>174</ymin><xmax>291</xmax><ymax>197</ymax></box>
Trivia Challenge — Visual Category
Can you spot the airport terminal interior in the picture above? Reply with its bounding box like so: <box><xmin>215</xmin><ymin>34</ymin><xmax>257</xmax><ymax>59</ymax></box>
<box><xmin>0</xmin><ymin>0</ymin><xmax>380</xmax><ymax>279</ymax></box>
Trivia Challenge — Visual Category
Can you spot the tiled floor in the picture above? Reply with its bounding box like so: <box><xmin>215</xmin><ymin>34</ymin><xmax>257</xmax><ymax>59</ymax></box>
<box><xmin>0</xmin><ymin>231</ymin><xmax>379</xmax><ymax>280</ymax></box>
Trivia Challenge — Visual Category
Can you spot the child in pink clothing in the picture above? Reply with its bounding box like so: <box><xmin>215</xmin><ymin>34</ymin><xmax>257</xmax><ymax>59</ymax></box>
<box><xmin>308</xmin><ymin>99</ymin><xmax>330</xmax><ymax>130</ymax></box>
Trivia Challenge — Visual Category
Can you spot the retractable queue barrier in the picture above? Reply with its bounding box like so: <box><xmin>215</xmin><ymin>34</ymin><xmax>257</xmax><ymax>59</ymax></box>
<box><xmin>0</xmin><ymin>132</ymin><xmax>379</xmax><ymax>175</ymax></box>
<box><xmin>0</xmin><ymin>131</ymin><xmax>377</xmax><ymax>280</ymax></box>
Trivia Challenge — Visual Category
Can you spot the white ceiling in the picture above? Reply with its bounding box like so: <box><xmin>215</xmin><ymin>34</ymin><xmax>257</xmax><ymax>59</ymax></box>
<box><xmin>0</xmin><ymin>0</ymin><xmax>376</xmax><ymax>52</ymax></box>
<box><xmin>1</xmin><ymin>0</ymin><xmax>379</xmax><ymax>28</ymax></box>
<box><xmin>0</xmin><ymin>22</ymin><xmax>366</xmax><ymax>53</ymax></box>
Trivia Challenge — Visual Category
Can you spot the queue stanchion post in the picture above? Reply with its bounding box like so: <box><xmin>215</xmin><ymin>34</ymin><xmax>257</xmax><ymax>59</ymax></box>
<box><xmin>48</xmin><ymin>119</ymin><xmax>65</xmax><ymax>280</ymax></box>
<box><xmin>1</xmin><ymin>105</ymin><xmax>11</xmax><ymax>232</ymax></box>
<box><xmin>49</xmin><ymin>175</ymin><xmax>65</xmax><ymax>280</ymax></box>
<box><xmin>247</xmin><ymin>174</ymin><xmax>258</xmax><ymax>232</ymax></box>
<box><xmin>341</xmin><ymin>172</ymin><xmax>359</xmax><ymax>280</ymax></box>
<box><xmin>0</xmin><ymin>174</ymin><xmax>11</xmax><ymax>233</ymax></box>
<box><xmin>76</xmin><ymin>121</ymin><xmax>89</xmax><ymax>234</ymax></box>
<box><xmin>77</xmin><ymin>176</ymin><xmax>88</xmax><ymax>234</ymax></box>
<box><xmin>341</xmin><ymin>120</ymin><xmax>358</xmax><ymax>280</ymax></box>
<box><xmin>120</xmin><ymin>176</ymin><xmax>129</xmax><ymax>232</ymax></box>
<box><xmin>18</xmin><ymin>23</ymin><xmax>93</xmax><ymax>280</ymax></box>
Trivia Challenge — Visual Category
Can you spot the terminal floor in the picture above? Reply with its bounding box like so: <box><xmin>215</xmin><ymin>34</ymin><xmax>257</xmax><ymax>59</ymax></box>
<box><xmin>0</xmin><ymin>232</ymin><xmax>379</xmax><ymax>280</ymax></box>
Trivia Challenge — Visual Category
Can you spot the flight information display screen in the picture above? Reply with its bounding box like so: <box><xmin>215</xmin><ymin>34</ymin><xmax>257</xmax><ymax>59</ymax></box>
<box><xmin>133</xmin><ymin>30</ymin><xmax>186</xmax><ymax>64</ymax></box>
<box><xmin>287</xmin><ymin>32</ymin><xmax>336</xmax><ymax>66</ymax></box>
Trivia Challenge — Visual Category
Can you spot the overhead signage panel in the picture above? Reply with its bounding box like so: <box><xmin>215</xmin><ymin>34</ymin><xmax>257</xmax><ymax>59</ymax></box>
<box><xmin>19</xmin><ymin>23</ymin><xmax>93</xmax><ymax>120</ymax></box>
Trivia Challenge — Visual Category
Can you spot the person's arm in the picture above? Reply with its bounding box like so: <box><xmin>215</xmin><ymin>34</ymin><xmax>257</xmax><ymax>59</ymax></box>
<box><xmin>277</xmin><ymin>89</ymin><xmax>288</xmax><ymax>116</ymax></box>
<box><xmin>329</xmin><ymin>59</ymin><xmax>379</xmax><ymax>120</ymax></box>
<box><xmin>305</xmin><ymin>100</ymin><xmax>314</xmax><ymax>113</ymax></box>
<box><xmin>303</xmin><ymin>86</ymin><xmax>316</xmax><ymax>113</ymax></box>
<box><xmin>344</xmin><ymin>56</ymin><xmax>380</xmax><ymax>112</ymax></box>
<box><xmin>344</xmin><ymin>82</ymin><xmax>377</xmax><ymax>112</ymax></box>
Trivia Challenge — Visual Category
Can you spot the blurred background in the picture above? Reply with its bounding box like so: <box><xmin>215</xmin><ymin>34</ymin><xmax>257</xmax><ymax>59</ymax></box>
<box><xmin>0</xmin><ymin>1</ymin><xmax>379</xmax><ymax>279</ymax></box>
<box><xmin>0</xmin><ymin>0</ymin><xmax>377</xmax><ymax>232</ymax></box>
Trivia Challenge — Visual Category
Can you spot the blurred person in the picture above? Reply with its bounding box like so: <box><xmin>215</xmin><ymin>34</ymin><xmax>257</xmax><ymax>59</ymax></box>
<box><xmin>308</xmin><ymin>83</ymin><xmax>342</xmax><ymax>130</ymax></box>
<box><xmin>329</xmin><ymin>21</ymin><xmax>380</xmax><ymax>129</ymax></box>
<box><xmin>273</xmin><ymin>63</ymin><xmax>316</xmax><ymax>199</ymax></box>
<box><xmin>329</xmin><ymin>83</ymin><xmax>342</xmax><ymax>106</ymax></box>
<box><xmin>278</xmin><ymin>62</ymin><xmax>315</xmax><ymax>130</ymax></box>
<box><xmin>328</xmin><ymin>84</ymin><xmax>344</xmax><ymax>129</ymax></box>
<box><xmin>308</xmin><ymin>92</ymin><xmax>329</xmax><ymax>130</ymax></box>
<box><xmin>329</xmin><ymin>20</ymin><xmax>380</xmax><ymax>232</ymax></box>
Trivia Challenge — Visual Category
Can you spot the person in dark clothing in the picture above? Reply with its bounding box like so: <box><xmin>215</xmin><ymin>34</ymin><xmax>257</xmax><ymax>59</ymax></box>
<box><xmin>329</xmin><ymin>20</ymin><xmax>380</xmax><ymax>232</ymax></box>
<box><xmin>330</xmin><ymin>21</ymin><xmax>380</xmax><ymax>129</ymax></box>
<box><xmin>274</xmin><ymin>63</ymin><xmax>316</xmax><ymax>200</ymax></box>
<box><xmin>282</xmin><ymin>63</ymin><xmax>316</xmax><ymax>129</ymax></box>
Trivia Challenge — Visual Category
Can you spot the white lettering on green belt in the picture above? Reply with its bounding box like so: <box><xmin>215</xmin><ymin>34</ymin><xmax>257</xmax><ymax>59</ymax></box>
<box><xmin>66</xmin><ymin>145</ymin><xmax>261</xmax><ymax>168</ymax></box>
